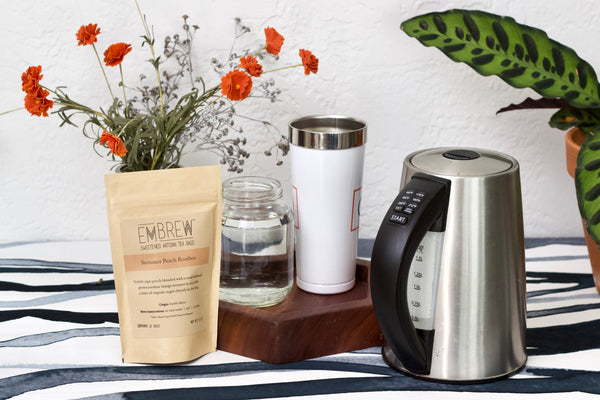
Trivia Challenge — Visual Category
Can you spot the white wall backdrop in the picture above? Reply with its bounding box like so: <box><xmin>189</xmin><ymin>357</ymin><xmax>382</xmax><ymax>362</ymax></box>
<box><xmin>1</xmin><ymin>0</ymin><xmax>598</xmax><ymax>242</ymax></box>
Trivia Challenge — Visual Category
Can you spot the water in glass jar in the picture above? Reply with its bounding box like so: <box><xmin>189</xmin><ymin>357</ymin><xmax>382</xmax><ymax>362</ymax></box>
<box><xmin>220</xmin><ymin>200</ymin><xmax>293</xmax><ymax>307</ymax></box>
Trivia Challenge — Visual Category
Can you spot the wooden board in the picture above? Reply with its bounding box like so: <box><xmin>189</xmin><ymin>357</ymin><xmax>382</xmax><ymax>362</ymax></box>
<box><xmin>217</xmin><ymin>259</ymin><xmax>384</xmax><ymax>364</ymax></box>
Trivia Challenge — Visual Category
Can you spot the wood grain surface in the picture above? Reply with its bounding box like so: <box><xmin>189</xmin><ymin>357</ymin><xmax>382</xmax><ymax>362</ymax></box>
<box><xmin>217</xmin><ymin>259</ymin><xmax>384</xmax><ymax>363</ymax></box>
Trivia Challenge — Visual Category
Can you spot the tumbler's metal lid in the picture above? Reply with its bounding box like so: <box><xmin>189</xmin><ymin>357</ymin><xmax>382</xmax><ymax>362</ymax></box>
<box><xmin>289</xmin><ymin>115</ymin><xmax>367</xmax><ymax>150</ymax></box>
<box><xmin>408</xmin><ymin>148</ymin><xmax>516</xmax><ymax>177</ymax></box>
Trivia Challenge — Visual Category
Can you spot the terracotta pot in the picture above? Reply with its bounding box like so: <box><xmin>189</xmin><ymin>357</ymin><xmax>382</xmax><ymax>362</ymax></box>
<box><xmin>565</xmin><ymin>127</ymin><xmax>600</xmax><ymax>293</ymax></box>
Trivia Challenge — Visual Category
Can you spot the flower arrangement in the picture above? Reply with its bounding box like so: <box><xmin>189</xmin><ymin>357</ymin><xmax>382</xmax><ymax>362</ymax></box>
<box><xmin>13</xmin><ymin>2</ymin><xmax>318</xmax><ymax>172</ymax></box>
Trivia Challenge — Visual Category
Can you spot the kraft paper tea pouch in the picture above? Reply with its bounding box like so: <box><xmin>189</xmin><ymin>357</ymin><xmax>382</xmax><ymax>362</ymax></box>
<box><xmin>105</xmin><ymin>166</ymin><xmax>221</xmax><ymax>364</ymax></box>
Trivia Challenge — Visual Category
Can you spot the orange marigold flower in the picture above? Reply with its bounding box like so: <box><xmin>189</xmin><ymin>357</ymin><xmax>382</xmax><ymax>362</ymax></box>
<box><xmin>103</xmin><ymin>42</ymin><xmax>133</xmax><ymax>67</ymax></box>
<box><xmin>239</xmin><ymin>56</ymin><xmax>263</xmax><ymax>77</ymax></box>
<box><xmin>264</xmin><ymin>27</ymin><xmax>284</xmax><ymax>56</ymax></box>
<box><xmin>24</xmin><ymin>88</ymin><xmax>54</xmax><ymax>117</ymax></box>
<box><xmin>299</xmin><ymin>49</ymin><xmax>319</xmax><ymax>75</ymax></box>
<box><xmin>220</xmin><ymin>70</ymin><xmax>253</xmax><ymax>101</ymax></box>
<box><xmin>100</xmin><ymin>130</ymin><xmax>128</xmax><ymax>157</ymax></box>
<box><xmin>76</xmin><ymin>23</ymin><xmax>101</xmax><ymax>46</ymax></box>
<box><xmin>21</xmin><ymin>65</ymin><xmax>44</xmax><ymax>95</ymax></box>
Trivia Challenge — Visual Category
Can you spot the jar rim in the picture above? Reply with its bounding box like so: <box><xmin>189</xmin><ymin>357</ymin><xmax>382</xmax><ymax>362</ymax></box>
<box><xmin>223</xmin><ymin>176</ymin><xmax>283</xmax><ymax>203</ymax></box>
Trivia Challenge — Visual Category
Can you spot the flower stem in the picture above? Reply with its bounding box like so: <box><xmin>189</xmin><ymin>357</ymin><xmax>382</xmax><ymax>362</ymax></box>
<box><xmin>0</xmin><ymin>107</ymin><xmax>25</xmax><ymax>116</ymax></box>
<box><xmin>252</xmin><ymin>44</ymin><xmax>267</xmax><ymax>57</ymax></box>
<box><xmin>263</xmin><ymin>64</ymin><xmax>302</xmax><ymax>74</ymax></box>
<box><xmin>92</xmin><ymin>43</ymin><xmax>115</xmax><ymax>100</ymax></box>
<box><xmin>135</xmin><ymin>0</ymin><xmax>164</xmax><ymax>116</ymax></box>
<box><xmin>116</xmin><ymin>117</ymin><xmax>136</xmax><ymax>137</ymax></box>
<box><xmin>119</xmin><ymin>64</ymin><xmax>129</xmax><ymax>116</ymax></box>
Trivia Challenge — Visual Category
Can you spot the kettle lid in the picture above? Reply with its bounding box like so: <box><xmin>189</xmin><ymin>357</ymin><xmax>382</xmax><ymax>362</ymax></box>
<box><xmin>408</xmin><ymin>148</ymin><xmax>515</xmax><ymax>177</ymax></box>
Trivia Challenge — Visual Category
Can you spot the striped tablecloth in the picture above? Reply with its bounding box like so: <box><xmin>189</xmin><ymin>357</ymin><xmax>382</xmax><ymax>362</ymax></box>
<box><xmin>0</xmin><ymin>240</ymin><xmax>599</xmax><ymax>399</ymax></box>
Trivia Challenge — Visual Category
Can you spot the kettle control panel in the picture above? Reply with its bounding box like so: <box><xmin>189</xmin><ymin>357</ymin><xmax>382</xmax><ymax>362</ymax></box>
<box><xmin>389</xmin><ymin>190</ymin><xmax>427</xmax><ymax>224</ymax></box>
<box><xmin>380</xmin><ymin>173</ymin><xmax>450</xmax><ymax>233</ymax></box>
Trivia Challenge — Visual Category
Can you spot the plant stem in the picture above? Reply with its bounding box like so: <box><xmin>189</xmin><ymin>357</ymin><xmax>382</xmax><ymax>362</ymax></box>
<box><xmin>135</xmin><ymin>0</ymin><xmax>164</xmax><ymax>116</ymax></box>
<box><xmin>198</xmin><ymin>76</ymin><xmax>206</xmax><ymax>93</ymax></box>
<box><xmin>119</xmin><ymin>64</ymin><xmax>129</xmax><ymax>116</ymax></box>
<box><xmin>184</xmin><ymin>25</ymin><xmax>195</xmax><ymax>88</ymax></box>
<box><xmin>92</xmin><ymin>43</ymin><xmax>115</xmax><ymax>100</ymax></box>
<box><xmin>116</xmin><ymin>117</ymin><xmax>136</xmax><ymax>137</ymax></box>
<box><xmin>202</xmin><ymin>85</ymin><xmax>223</xmax><ymax>106</ymax></box>
<box><xmin>263</xmin><ymin>64</ymin><xmax>302</xmax><ymax>74</ymax></box>
<box><xmin>252</xmin><ymin>44</ymin><xmax>267</xmax><ymax>58</ymax></box>
<box><xmin>0</xmin><ymin>107</ymin><xmax>25</xmax><ymax>116</ymax></box>
<box><xmin>45</xmin><ymin>86</ymin><xmax>106</xmax><ymax>118</ymax></box>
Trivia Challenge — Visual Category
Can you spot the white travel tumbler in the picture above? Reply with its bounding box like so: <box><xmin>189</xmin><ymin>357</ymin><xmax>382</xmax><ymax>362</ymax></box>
<box><xmin>289</xmin><ymin>115</ymin><xmax>367</xmax><ymax>294</ymax></box>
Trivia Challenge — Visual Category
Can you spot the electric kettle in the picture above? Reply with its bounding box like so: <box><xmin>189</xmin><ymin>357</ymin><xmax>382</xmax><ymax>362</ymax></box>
<box><xmin>370</xmin><ymin>148</ymin><xmax>527</xmax><ymax>383</ymax></box>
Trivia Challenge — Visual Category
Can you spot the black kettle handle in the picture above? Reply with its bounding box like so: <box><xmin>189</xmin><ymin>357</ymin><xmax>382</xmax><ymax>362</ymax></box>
<box><xmin>370</xmin><ymin>173</ymin><xmax>450</xmax><ymax>374</ymax></box>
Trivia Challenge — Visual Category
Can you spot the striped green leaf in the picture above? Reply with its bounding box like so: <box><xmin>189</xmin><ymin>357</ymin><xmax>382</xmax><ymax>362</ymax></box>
<box><xmin>576</xmin><ymin>128</ymin><xmax>600</xmax><ymax>243</ymax></box>
<box><xmin>401</xmin><ymin>10</ymin><xmax>600</xmax><ymax>108</ymax></box>
<box><xmin>549</xmin><ymin>108</ymin><xmax>600</xmax><ymax>134</ymax></box>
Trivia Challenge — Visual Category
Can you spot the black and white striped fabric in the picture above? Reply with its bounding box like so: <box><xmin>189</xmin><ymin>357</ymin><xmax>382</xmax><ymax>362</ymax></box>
<box><xmin>1</xmin><ymin>240</ymin><xmax>599</xmax><ymax>399</ymax></box>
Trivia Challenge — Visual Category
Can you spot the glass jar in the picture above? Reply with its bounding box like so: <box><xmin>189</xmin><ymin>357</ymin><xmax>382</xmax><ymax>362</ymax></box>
<box><xmin>220</xmin><ymin>176</ymin><xmax>294</xmax><ymax>307</ymax></box>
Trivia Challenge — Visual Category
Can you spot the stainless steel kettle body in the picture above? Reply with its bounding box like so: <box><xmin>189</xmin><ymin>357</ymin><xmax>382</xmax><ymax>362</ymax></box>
<box><xmin>370</xmin><ymin>148</ymin><xmax>527</xmax><ymax>383</ymax></box>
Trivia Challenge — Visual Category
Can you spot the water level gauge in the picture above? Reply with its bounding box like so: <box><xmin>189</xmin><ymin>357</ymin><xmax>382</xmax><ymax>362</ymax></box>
<box><xmin>407</xmin><ymin>231</ymin><xmax>444</xmax><ymax>330</ymax></box>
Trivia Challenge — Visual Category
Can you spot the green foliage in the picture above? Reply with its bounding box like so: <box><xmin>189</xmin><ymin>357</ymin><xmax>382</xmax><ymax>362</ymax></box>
<box><xmin>576</xmin><ymin>128</ymin><xmax>600</xmax><ymax>243</ymax></box>
<box><xmin>401</xmin><ymin>9</ymin><xmax>600</xmax><ymax>246</ymax></box>
<box><xmin>53</xmin><ymin>84</ymin><xmax>221</xmax><ymax>171</ymax></box>
<box><xmin>401</xmin><ymin>10</ymin><xmax>600</xmax><ymax>108</ymax></box>
<box><xmin>549</xmin><ymin>108</ymin><xmax>600</xmax><ymax>134</ymax></box>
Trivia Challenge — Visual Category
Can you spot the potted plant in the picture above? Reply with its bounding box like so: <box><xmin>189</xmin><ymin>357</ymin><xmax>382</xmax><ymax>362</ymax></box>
<box><xmin>401</xmin><ymin>9</ymin><xmax>600</xmax><ymax>291</ymax></box>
